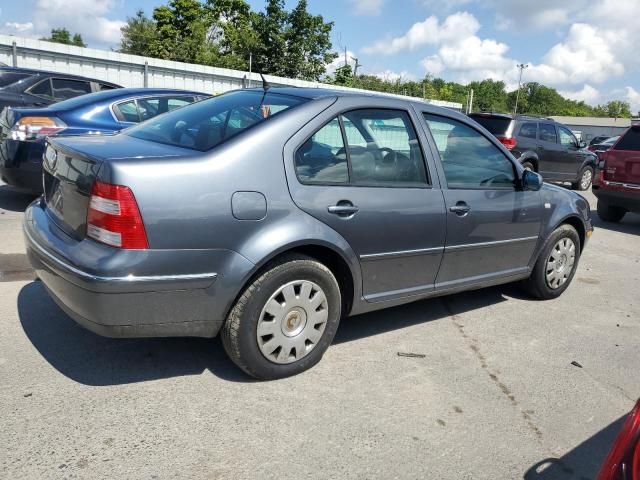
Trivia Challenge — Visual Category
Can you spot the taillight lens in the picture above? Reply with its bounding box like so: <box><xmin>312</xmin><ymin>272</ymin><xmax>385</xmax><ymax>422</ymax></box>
<box><xmin>597</xmin><ymin>400</ymin><xmax>640</xmax><ymax>480</ymax></box>
<box><xmin>10</xmin><ymin>116</ymin><xmax>67</xmax><ymax>141</ymax></box>
<box><xmin>86</xmin><ymin>181</ymin><xmax>149</xmax><ymax>249</ymax></box>
<box><xmin>497</xmin><ymin>136</ymin><xmax>518</xmax><ymax>150</ymax></box>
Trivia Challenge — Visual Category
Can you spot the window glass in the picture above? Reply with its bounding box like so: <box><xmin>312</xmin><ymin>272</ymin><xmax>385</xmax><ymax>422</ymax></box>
<box><xmin>342</xmin><ymin>109</ymin><xmax>427</xmax><ymax>186</ymax></box>
<box><xmin>295</xmin><ymin>118</ymin><xmax>348</xmax><ymax>184</ymax></box>
<box><xmin>614</xmin><ymin>128</ymin><xmax>640</xmax><ymax>151</ymax></box>
<box><xmin>137</xmin><ymin>97</ymin><xmax>161</xmax><ymax>121</ymax></box>
<box><xmin>114</xmin><ymin>100</ymin><xmax>140</xmax><ymax>122</ymax></box>
<box><xmin>558</xmin><ymin>126</ymin><xmax>577</xmax><ymax>147</ymax></box>
<box><xmin>126</xmin><ymin>90</ymin><xmax>307</xmax><ymax>151</ymax></box>
<box><xmin>469</xmin><ymin>115</ymin><xmax>511</xmax><ymax>135</ymax></box>
<box><xmin>28</xmin><ymin>79</ymin><xmax>53</xmax><ymax>99</ymax></box>
<box><xmin>168</xmin><ymin>96</ymin><xmax>194</xmax><ymax>111</ymax></box>
<box><xmin>519</xmin><ymin>122</ymin><xmax>538</xmax><ymax>139</ymax></box>
<box><xmin>424</xmin><ymin>114</ymin><xmax>515</xmax><ymax>190</ymax></box>
<box><xmin>0</xmin><ymin>72</ymin><xmax>31</xmax><ymax>88</ymax></box>
<box><xmin>51</xmin><ymin>78</ymin><xmax>91</xmax><ymax>100</ymax></box>
<box><xmin>539</xmin><ymin>123</ymin><xmax>557</xmax><ymax>143</ymax></box>
<box><xmin>98</xmin><ymin>83</ymin><xmax>116</xmax><ymax>91</ymax></box>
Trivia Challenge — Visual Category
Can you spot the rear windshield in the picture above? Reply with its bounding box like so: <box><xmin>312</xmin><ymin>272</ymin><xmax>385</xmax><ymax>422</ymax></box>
<box><xmin>469</xmin><ymin>115</ymin><xmax>511</xmax><ymax>135</ymax></box>
<box><xmin>0</xmin><ymin>71</ymin><xmax>31</xmax><ymax>88</ymax></box>
<box><xmin>613</xmin><ymin>128</ymin><xmax>640</xmax><ymax>151</ymax></box>
<box><xmin>125</xmin><ymin>90</ymin><xmax>308</xmax><ymax>151</ymax></box>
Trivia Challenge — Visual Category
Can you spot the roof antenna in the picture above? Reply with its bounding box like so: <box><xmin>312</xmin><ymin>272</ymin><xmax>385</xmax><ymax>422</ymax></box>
<box><xmin>260</xmin><ymin>73</ymin><xmax>271</xmax><ymax>92</ymax></box>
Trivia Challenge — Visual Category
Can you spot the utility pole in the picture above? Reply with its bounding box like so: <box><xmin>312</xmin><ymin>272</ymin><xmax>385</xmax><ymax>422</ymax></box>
<box><xmin>248</xmin><ymin>52</ymin><xmax>252</xmax><ymax>88</ymax></box>
<box><xmin>467</xmin><ymin>88</ymin><xmax>474</xmax><ymax>114</ymax></box>
<box><xmin>514</xmin><ymin>63</ymin><xmax>528</xmax><ymax>115</ymax></box>
<box><xmin>344</xmin><ymin>46</ymin><xmax>348</xmax><ymax>67</ymax></box>
<box><xmin>350</xmin><ymin>56</ymin><xmax>362</xmax><ymax>77</ymax></box>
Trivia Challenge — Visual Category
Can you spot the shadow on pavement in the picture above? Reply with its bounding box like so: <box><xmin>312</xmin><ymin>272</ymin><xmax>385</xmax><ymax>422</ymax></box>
<box><xmin>18</xmin><ymin>279</ymin><xmax>522</xmax><ymax>385</ymax></box>
<box><xmin>0</xmin><ymin>185</ymin><xmax>37</xmax><ymax>212</ymax></box>
<box><xmin>523</xmin><ymin>415</ymin><xmax>625</xmax><ymax>480</ymax></box>
<box><xmin>590</xmin><ymin>209</ymin><xmax>640</xmax><ymax>235</ymax></box>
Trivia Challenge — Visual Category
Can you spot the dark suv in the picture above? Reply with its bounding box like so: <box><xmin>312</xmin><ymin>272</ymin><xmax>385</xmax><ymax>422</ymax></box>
<box><xmin>0</xmin><ymin>66</ymin><xmax>121</xmax><ymax>111</ymax></box>
<box><xmin>469</xmin><ymin>113</ymin><xmax>597</xmax><ymax>190</ymax></box>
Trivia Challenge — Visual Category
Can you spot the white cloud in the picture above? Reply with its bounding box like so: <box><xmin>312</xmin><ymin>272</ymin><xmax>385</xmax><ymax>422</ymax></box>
<box><xmin>4</xmin><ymin>22</ymin><xmax>34</xmax><ymax>33</ymax></box>
<box><xmin>559</xmin><ymin>84</ymin><xmax>601</xmax><ymax>104</ymax></box>
<box><xmin>373</xmin><ymin>70</ymin><xmax>416</xmax><ymax>82</ymax></box>
<box><xmin>349</xmin><ymin>0</ymin><xmax>385</xmax><ymax>16</ymax></box>
<box><xmin>325</xmin><ymin>50</ymin><xmax>358</xmax><ymax>75</ymax></box>
<box><xmin>623</xmin><ymin>87</ymin><xmax>640</xmax><ymax>114</ymax></box>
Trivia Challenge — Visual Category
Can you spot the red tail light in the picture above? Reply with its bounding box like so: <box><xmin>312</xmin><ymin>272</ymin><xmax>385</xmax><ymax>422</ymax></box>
<box><xmin>497</xmin><ymin>136</ymin><xmax>517</xmax><ymax>150</ymax></box>
<box><xmin>86</xmin><ymin>181</ymin><xmax>149</xmax><ymax>249</ymax></box>
<box><xmin>597</xmin><ymin>400</ymin><xmax>640</xmax><ymax>480</ymax></box>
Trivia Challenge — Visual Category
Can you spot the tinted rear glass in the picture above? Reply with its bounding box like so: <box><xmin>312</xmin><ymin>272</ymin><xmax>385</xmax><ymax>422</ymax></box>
<box><xmin>125</xmin><ymin>90</ymin><xmax>308</xmax><ymax>151</ymax></box>
<box><xmin>469</xmin><ymin>115</ymin><xmax>511</xmax><ymax>135</ymax></box>
<box><xmin>614</xmin><ymin>128</ymin><xmax>640</xmax><ymax>151</ymax></box>
<box><xmin>0</xmin><ymin>72</ymin><xmax>31</xmax><ymax>88</ymax></box>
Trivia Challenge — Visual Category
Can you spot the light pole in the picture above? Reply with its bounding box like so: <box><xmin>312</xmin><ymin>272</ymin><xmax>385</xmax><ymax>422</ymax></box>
<box><xmin>514</xmin><ymin>63</ymin><xmax>528</xmax><ymax>115</ymax></box>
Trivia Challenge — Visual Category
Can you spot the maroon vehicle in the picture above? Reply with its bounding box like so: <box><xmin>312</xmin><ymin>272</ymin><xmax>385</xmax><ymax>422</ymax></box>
<box><xmin>597</xmin><ymin>399</ymin><xmax>640</xmax><ymax>480</ymax></box>
<box><xmin>593</xmin><ymin>126</ymin><xmax>640</xmax><ymax>222</ymax></box>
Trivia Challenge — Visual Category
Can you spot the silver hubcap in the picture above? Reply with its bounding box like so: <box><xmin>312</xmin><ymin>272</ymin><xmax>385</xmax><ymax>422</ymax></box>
<box><xmin>581</xmin><ymin>170</ymin><xmax>592</xmax><ymax>189</ymax></box>
<box><xmin>546</xmin><ymin>238</ymin><xmax>576</xmax><ymax>289</ymax></box>
<box><xmin>257</xmin><ymin>280</ymin><xmax>329</xmax><ymax>364</ymax></box>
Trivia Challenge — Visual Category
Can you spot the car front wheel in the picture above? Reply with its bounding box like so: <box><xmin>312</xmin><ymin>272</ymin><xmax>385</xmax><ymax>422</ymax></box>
<box><xmin>522</xmin><ymin>224</ymin><xmax>581</xmax><ymax>300</ymax></box>
<box><xmin>573</xmin><ymin>167</ymin><xmax>594</xmax><ymax>191</ymax></box>
<box><xmin>221</xmin><ymin>254</ymin><xmax>342</xmax><ymax>380</ymax></box>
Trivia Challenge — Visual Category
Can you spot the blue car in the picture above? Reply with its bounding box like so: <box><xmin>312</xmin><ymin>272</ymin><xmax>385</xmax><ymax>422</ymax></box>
<box><xmin>0</xmin><ymin>87</ymin><xmax>210</xmax><ymax>193</ymax></box>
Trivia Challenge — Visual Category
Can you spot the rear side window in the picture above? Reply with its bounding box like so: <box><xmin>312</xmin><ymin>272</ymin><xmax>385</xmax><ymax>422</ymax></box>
<box><xmin>114</xmin><ymin>100</ymin><xmax>140</xmax><ymax>122</ymax></box>
<box><xmin>0</xmin><ymin>72</ymin><xmax>31</xmax><ymax>88</ymax></box>
<box><xmin>469</xmin><ymin>115</ymin><xmax>511</xmax><ymax>135</ymax></box>
<box><xmin>296</xmin><ymin>118</ymin><xmax>348</xmax><ymax>184</ymax></box>
<box><xmin>125</xmin><ymin>90</ymin><xmax>307</xmax><ymax>151</ymax></box>
<box><xmin>28</xmin><ymin>79</ymin><xmax>53</xmax><ymax>99</ymax></box>
<box><xmin>614</xmin><ymin>128</ymin><xmax>640</xmax><ymax>151</ymax></box>
<box><xmin>539</xmin><ymin>124</ymin><xmax>557</xmax><ymax>143</ymax></box>
<box><xmin>519</xmin><ymin>122</ymin><xmax>538</xmax><ymax>139</ymax></box>
<box><xmin>52</xmin><ymin>78</ymin><xmax>91</xmax><ymax>100</ymax></box>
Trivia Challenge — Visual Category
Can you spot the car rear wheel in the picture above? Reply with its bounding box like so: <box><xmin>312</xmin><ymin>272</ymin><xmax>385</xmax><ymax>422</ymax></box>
<box><xmin>572</xmin><ymin>167</ymin><xmax>593</xmax><ymax>191</ymax></box>
<box><xmin>221</xmin><ymin>254</ymin><xmax>342</xmax><ymax>380</ymax></box>
<box><xmin>597</xmin><ymin>200</ymin><xmax>626</xmax><ymax>223</ymax></box>
<box><xmin>522</xmin><ymin>224</ymin><xmax>580</xmax><ymax>300</ymax></box>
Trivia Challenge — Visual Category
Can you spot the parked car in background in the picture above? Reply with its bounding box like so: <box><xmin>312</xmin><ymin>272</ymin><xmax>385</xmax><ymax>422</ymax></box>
<box><xmin>0</xmin><ymin>66</ymin><xmax>121</xmax><ymax>111</ymax></box>
<box><xmin>588</xmin><ymin>136</ymin><xmax>619</xmax><ymax>155</ymax></box>
<box><xmin>590</xmin><ymin>135</ymin><xmax>612</xmax><ymax>146</ymax></box>
<box><xmin>596</xmin><ymin>399</ymin><xmax>640</xmax><ymax>480</ymax></box>
<box><xmin>24</xmin><ymin>88</ymin><xmax>593</xmax><ymax>379</ymax></box>
<box><xmin>469</xmin><ymin>112</ymin><xmax>598</xmax><ymax>190</ymax></box>
<box><xmin>0</xmin><ymin>88</ymin><xmax>210</xmax><ymax>193</ymax></box>
<box><xmin>593</xmin><ymin>126</ymin><xmax>640</xmax><ymax>222</ymax></box>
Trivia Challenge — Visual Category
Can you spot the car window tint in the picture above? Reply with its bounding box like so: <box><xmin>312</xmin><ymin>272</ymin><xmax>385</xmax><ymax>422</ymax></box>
<box><xmin>137</xmin><ymin>97</ymin><xmax>162</xmax><ymax>121</ymax></box>
<box><xmin>0</xmin><ymin>72</ymin><xmax>31</xmax><ymax>88</ymax></box>
<box><xmin>98</xmin><ymin>83</ymin><xmax>116</xmax><ymax>91</ymax></box>
<box><xmin>424</xmin><ymin>114</ymin><xmax>515</xmax><ymax>190</ymax></box>
<box><xmin>168</xmin><ymin>96</ymin><xmax>194</xmax><ymax>111</ymax></box>
<box><xmin>614</xmin><ymin>128</ymin><xmax>640</xmax><ymax>151</ymax></box>
<box><xmin>295</xmin><ymin>118</ymin><xmax>348</xmax><ymax>184</ymax></box>
<box><xmin>51</xmin><ymin>78</ymin><xmax>91</xmax><ymax>100</ymax></box>
<box><xmin>126</xmin><ymin>90</ymin><xmax>307</xmax><ymax>152</ymax></box>
<box><xmin>539</xmin><ymin>124</ymin><xmax>557</xmax><ymax>143</ymax></box>
<box><xmin>115</xmin><ymin>100</ymin><xmax>140</xmax><ymax>122</ymax></box>
<box><xmin>342</xmin><ymin>109</ymin><xmax>427</xmax><ymax>186</ymax></box>
<box><xmin>559</xmin><ymin>126</ymin><xmax>577</xmax><ymax>147</ymax></box>
<box><xmin>28</xmin><ymin>79</ymin><xmax>53</xmax><ymax>99</ymax></box>
<box><xmin>519</xmin><ymin>122</ymin><xmax>538</xmax><ymax>139</ymax></box>
<box><xmin>342</xmin><ymin>117</ymin><xmax>367</xmax><ymax>147</ymax></box>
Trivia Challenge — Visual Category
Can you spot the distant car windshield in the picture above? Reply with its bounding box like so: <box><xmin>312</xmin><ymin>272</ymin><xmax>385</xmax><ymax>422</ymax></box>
<box><xmin>469</xmin><ymin>115</ymin><xmax>511</xmax><ymax>135</ymax></box>
<box><xmin>603</xmin><ymin>136</ymin><xmax>619</xmax><ymax>145</ymax></box>
<box><xmin>0</xmin><ymin>71</ymin><xmax>31</xmax><ymax>89</ymax></box>
<box><xmin>125</xmin><ymin>90</ymin><xmax>308</xmax><ymax>151</ymax></box>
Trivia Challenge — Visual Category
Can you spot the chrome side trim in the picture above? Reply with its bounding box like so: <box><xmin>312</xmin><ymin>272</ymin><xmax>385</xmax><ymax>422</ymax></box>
<box><xmin>24</xmin><ymin>226</ymin><xmax>218</xmax><ymax>284</ymax></box>
<box><xmin>360</xmin><ymin>246</ymin><xmax>444</xmax><ymax>260</ymax></box>
<box><xmin>446</xmin><ymin>236</ymin><xmax>539</xmax><ymax>252</ymax></box>
<box><xmin>602</xmin><ymin>180</ymin><xmax>640</xmax><ymax>190</ymax></box>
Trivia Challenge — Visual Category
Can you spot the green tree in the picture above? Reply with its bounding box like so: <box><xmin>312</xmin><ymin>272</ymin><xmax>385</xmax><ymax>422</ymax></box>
<box><xmin>468</xmin><ymin>79</ymin><xmax>507</xmax><ymax>112</ymax></box>
<box><xmin>119</xmin><ymin>10</ymin><xmax>159</xmax><ymax>56</ymax></box>
<box><xmin>41</xmin><ymin>28</ymin><xmax>86</xmax><ymax>47</ymax></box>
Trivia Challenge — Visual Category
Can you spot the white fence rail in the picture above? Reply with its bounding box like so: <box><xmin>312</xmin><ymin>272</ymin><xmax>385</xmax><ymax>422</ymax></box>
<box><xmin>0</xmin><ymin>34</ymin><xmax>462</xmax><ymax>110</ymax></box>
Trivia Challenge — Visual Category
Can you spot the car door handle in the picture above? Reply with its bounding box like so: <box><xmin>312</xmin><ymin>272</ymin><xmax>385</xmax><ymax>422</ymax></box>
<box><xmin>328</xmin><ymin>203</ymin><xmax>359</xmax><ymax>217</ymax></box>
<box><xmin>449</xmin><ymin>202</ymin><xmax>470</xmax><ymax>216</ymax></box>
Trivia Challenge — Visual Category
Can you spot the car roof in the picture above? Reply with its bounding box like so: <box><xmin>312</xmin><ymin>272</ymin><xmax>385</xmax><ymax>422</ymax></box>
<box><xmin>0</xmin><ymin>66</ymin><xmax>121</xmax><ymax>87</ymax></box>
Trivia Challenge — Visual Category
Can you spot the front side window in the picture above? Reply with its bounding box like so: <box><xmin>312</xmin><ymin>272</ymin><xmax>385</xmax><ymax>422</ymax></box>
<box><xmin>295</xmin><ymin>119</ymin><xmax>348</xmax><ymax>184</ymax></box>
<box><xmin>51</xmin><ymin>78</ymin><xmax>91</xmax><ymax>100</ymax></box>
<box><xmin>125</xmin><ymin>90</ymin><xmax>307</xmax><ymax>151</ymax></box>
<box><xmin>539</xmin><ymin>123</ymin><xmax>557</xmax><ymax>143</ymax></box>
<box><xmin>424</xmin><ymin>114</ymin><xmax>515</xmax><ymax>190</ymax></box>
<box><xmin>559</xmin><ymin>126</ymin><xmax>577</xmax><ymax>147</ymax></box>
<box><xmin>519</xmin><ymin>122</ymin><xmax>538</xmax><ymax>139</ymax></box>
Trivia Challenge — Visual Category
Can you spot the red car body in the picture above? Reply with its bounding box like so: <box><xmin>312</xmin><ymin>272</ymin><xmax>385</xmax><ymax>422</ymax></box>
<box><xmin>597</xmin><ymin>400</ymin><xmax>640</xmax><ymax>480</ymax></box>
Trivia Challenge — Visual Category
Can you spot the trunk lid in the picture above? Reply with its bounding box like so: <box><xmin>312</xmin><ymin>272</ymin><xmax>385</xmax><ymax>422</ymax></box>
<box><xmin>604</xmin><ymin>127</ymin><xmax>640</xmax><ymax>185</ymax></box>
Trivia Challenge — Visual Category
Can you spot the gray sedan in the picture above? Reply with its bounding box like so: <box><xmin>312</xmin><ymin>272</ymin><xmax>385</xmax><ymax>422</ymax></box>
<box><xmin>24</xmin><ymin>87</ymin><xmax>593</xmax><ymax>379</ymax></box>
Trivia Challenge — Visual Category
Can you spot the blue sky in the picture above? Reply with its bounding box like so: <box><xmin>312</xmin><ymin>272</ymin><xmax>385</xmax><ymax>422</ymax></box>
<box><xmin>1</xmin><ymin>0</ymin><xmax>639</xmax><ymax>110</ymax></box>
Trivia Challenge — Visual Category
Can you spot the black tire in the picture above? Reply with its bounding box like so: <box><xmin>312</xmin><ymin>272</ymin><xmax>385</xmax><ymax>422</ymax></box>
<box><xmin>597</xmin><ymin>200</ymin><xmax>626</xmax><ymax>223</ymax></box>
<box><xmin>522</xmin><ymin>224</ymin><xmax>581</xmax><ymax>300</ymax></box>
<box><xmin>221</xmin><ymin>254</ymin><xmax>342</xmax><ymax>380</ymax></box>
<box><xmin>572</xmin><ymin>166</ymin><xmax>594</xmax><ymax>191</ymax></box>
<box><xmin>521</xmin><ymin>161</ymin><xmax>535</xmax><ymax>171</ymax></box>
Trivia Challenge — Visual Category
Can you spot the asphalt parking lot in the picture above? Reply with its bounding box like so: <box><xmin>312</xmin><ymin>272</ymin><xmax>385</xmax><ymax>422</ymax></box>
<box><xmin>0</xmin><ymin>181</ymin><xmax>638</xmax><ymax>480</ymax></box>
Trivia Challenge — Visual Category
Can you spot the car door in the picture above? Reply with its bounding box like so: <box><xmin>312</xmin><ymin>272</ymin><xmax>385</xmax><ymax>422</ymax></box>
<box><xmin>557</xmin><ymin>125</ymin><xmax>585</xmax><ymax>179</ymax></box>
<box><xmin>285</xmin><ymin>102</ymin><xmax>446</xmax><ymax>302</ymax></box>
<box><xmin>422</xmin><ymin>113</ymin><xmax>542</xmax><ymax>290</ymax></box>
<box><xmin>537</xmin><ymin>122</ymin><xmax>564</xmax><ymax>180</ymax></box>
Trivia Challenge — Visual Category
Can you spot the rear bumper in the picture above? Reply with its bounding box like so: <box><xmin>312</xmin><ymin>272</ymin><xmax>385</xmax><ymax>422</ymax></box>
<box><xmin>23</xmin><ymin>199</ymin><xmax>255</xmax><ymax>338</ymax></box>
<box><xmin>593</xmin><ymin>183</ymin><xmax>640</xmax><ymax>213</ymax></box>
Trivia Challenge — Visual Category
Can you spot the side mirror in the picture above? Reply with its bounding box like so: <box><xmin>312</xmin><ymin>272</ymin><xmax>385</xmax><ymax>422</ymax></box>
<box><xmin>578</xmin><ymin>140</ymin><xmax>587</xmax><ymax>148</ymax></box>
<box><xmin>522</xmin><ymin>169</ymin><xmax>543</xmax><ymax>191</ymax></box>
